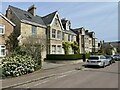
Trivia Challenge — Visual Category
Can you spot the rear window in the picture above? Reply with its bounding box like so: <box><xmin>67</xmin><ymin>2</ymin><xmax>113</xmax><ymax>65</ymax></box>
<box><xmin>88</xmin><ymin>57</ymin><xmax>99</xmax><ymax>60</ymax></box>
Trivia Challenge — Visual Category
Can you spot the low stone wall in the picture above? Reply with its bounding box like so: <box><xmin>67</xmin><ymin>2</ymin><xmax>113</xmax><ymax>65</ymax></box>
<box><xmin>45</xmin><ymin>59</ymin><xmax>83</xmax><ymax>64</ymax></box>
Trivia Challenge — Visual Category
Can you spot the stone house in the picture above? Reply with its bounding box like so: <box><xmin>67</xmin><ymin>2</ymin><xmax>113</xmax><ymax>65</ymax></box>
<box><xmin>5</xmin><ymin>4</ymin><xmax>99</xmax><ymax>58</ymax></box>
<box><xmin>0</xmin><ymin>12</ymin><xmax>15</xmax><ymax>57</ymax></box>
<box><xmin>72</xmin><ymin>27</ymin><xmax>98</xmax><ymax>53</ymax></box>
<box><xmin>42</xmin><ymin>11</ymin><xmax>63</xmax><ymax>54</ymax></box>
<box><xmin>61</xmin><ymin>18</ymin><xmax>77</xmax><ymax>54</ymax></box>
<box><xmin>102</xmin><ymin>42</ymin><xmax>117</xmax><ymax>55</ymax></box>
<box><xmin>6</xmin><ymin>5</ymin><xmax>47</xmax><ymax>60</ymax></box>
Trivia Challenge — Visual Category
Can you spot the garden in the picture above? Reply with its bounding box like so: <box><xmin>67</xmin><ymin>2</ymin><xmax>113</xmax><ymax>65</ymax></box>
<box><xmin>2</xmin><ymin>32</ymin><xmax>46</xmax><ymax>78</ymax></box>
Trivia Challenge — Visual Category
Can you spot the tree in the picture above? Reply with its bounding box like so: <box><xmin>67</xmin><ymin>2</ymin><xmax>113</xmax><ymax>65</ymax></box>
<box><xmin>71</xmin><ymin>41</ymin><xmax>80</xmax><ymax>54</ymax></box>
<box><xmin>22</xmin><ymin>35</ymin><xmax>46</xmax><ymax>65</ymax></box>
<box><xmin>5</xmin><ymin>32</ymin><xmax>19</xmax><ymax>55</ymax></box>
<box><xmin>62</xmin><ymin>42</ymin><xmax>71</xmax><ymax>55</ymax></box>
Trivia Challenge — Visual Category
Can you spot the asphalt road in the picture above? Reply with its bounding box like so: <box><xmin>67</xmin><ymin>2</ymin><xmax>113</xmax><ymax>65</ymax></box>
<box><xmin>14</xmin><ymin>61</ymin><xmax>119</xmax><ymax>88</ymax></box>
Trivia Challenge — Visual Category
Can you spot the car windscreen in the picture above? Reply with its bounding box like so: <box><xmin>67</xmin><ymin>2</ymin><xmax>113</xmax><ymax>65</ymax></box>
<box><xmin>105</xmin><ymin>56</ymin><xmax>111</xmax><ymax>59</ymax></box>
<box><xmin>88</xmin><ymin>57</ymin><xmax>99</xmax><ymax>60</ymax></box>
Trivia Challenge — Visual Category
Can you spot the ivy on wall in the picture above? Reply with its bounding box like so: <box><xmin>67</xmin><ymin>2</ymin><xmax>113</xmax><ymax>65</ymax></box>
<box><xmin>62</xmin><ymin>41</ymin><xmax>80</xmax><ymax>55</ymax></box>
<box><xmin>71</xmin><ymin>41</ymin><xmax>80</xmax><ymax>54</ymax></box>
<box><xmin>62</xmin><ymin>42</ymin><xmax>71</xmax><ymax>55</ymax></box>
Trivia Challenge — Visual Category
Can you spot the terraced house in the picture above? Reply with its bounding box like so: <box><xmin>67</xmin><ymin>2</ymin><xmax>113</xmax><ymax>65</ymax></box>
<box><xmin>61</xmin><ymin>18</ymin><xmax>76</xmax><ymax>54</ymax></box>
<box><xmin>0</xmin><ymin>12</ymin><xmax>15</xmax><ymax>58</ymax></box>
<box><xmin>5</xmin><ymin>5</ymin><xmax>99</xmax><ymax>59</ymax></box>
<box><xmin>72</xmin><ymin>27</ymin><xmax>98</xmax><ymax>53</ymax></box>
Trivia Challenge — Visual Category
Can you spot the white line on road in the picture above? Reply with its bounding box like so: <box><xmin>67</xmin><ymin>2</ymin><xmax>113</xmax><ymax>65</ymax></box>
<box><xmin>26</xmin><ymin>70</ymin><xmax>80</xmax><ymax>88</ymax></box>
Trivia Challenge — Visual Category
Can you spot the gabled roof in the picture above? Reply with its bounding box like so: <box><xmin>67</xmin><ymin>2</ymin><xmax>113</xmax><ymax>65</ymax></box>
<box><xmin>0</xmin><ymin>12</ymin><xmax>15</xmax><ymax>26</ymax></box>
<box><xmin>8</xmin><ymin>5</ymin><xmax>46</xmax><ymax>28</ymax></box>
<box><xmin>42</xmin><ymin>11</ymin><xmax>57</xmax><ymax>25</ymax></box>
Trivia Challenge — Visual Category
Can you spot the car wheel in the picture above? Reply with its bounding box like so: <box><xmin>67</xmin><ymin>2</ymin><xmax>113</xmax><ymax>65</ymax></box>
<box><xmin>109</xmin><ymin>61</ymin><xmax>111</xmax><ymax>65</ymax></box>
<box><xmin>102</xmin><ymin>62</ymin><xmax>105</xmax><ymax>68</ymax></box>
<box><xmin>113</xmin><ymin>60</ymin><xmax>115</xmax><ymax>63</ymax></box>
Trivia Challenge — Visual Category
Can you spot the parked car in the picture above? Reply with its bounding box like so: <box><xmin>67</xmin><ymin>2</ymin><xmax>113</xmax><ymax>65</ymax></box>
<box><xmin>112</xmin><ymin>54</ymin><xmax>120</xmax><ymax>61</ymax></box>
<box><xmin>87</xmin><ymin>55</ymin><xmax>109</xmax><ymax>67</ymax></box>
<box><xmin>104</xmin><ymin>55</ymin><xmax>115</xmax><ymax>64</ymax></box>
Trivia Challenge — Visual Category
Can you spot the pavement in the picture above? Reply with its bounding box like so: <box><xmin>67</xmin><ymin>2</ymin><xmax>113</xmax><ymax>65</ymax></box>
<box><xmin>1</xmin><ymin>61</ymin><xmax>85</xmax><ymax>89</ymax></box>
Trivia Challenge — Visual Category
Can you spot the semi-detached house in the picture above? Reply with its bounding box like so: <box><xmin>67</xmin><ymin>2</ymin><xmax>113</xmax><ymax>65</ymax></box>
<box><xmin>0</xmin><ymin>12</ymin><xmax>15</xmax><ymax>58</ymax></box>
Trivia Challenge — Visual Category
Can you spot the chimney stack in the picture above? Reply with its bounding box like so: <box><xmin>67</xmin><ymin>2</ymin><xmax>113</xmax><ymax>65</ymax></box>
<box><xmin>6</xmin><ymin>8</ymin><xmax>11</xmax><ymax>20</ymax></box>
<box><xmin>27</xmin><ymin>4</ymin><xmax>36</xmax><ymax>16</ymax></box>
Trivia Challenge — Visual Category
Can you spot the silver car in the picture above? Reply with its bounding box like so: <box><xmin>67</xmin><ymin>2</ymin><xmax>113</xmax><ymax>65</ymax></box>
<box><xmin>87</xmin><ymin>55</ymin><xmax>109</xmax><ymax>67</ymax></box>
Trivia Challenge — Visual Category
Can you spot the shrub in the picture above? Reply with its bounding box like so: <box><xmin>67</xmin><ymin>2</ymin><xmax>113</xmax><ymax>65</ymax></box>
<box><xmin>46</xmin><ymin>54</ymin><xmax>83</xmax><ymax>60</ymax></box>
<box><xmin>2</xmin><ymin>55</ymin><xmax>37</xmax><ymax>78</ymax></box>
<box><xmin>85</xmin><ymin>53</ymin><xmax>90</xmax><ymax>59</ymax></box>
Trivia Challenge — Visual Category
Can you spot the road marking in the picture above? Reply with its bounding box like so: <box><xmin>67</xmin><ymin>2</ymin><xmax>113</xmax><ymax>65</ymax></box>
<box><xmin>29</xmin><ymin>80</ymin><xmax>49</xmax><ymax>88</ymax></box>
<box><xmin>12</xmin><ymin>69</ymin><xmax>81</xmax><ymax>88</ymax></box>
<box><xmin>25</xmin><ymin>70</ymin><xmax>80</xmax><ymax>88</ymax></box>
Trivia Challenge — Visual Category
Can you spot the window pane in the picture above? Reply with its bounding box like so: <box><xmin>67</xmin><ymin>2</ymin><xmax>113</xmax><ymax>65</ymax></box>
<box><xmin>0</xmin><ymin>27</ymin><xmax>4</xmax><ymax>34</ymax></box>
<box><xmin>68</xmin><ymin>35</ymin><xmax>70</xmax><ymax>41</ymax></box>
<box><xmin>52</xmin><ymin>29</ymin><xmax>56</xmax><ymax>38</ymax></box>
<box><xmin>57</xmin><ymin>46</ymin><xmax>61</xmax><ymax>54</ymax></box>
<box><xmin>71</xmin><ymin>35</ymin><xmax>74</xmax><ymax>42</ymax></box>
<box><xmin>52</xmin><ymin>45</ymin><xmax>56</xmax><ymax>54</ymax></box>
<box><xmin>1</xmin><ymin>49</ymin><xmax>5</xmax><ymax>55</ymax></box>
<box><xmin>57</xmin><ymin>30</ymin><xmax>61</xmax><ymax>39</ymax></box>
<box><xmin>32</xmin><ymin>26</ymin><xmax>37</xmax><ymax>36</ymax></box>
<box><xmin>62</xmin><ymin>32</ymin><xmax>64</xmax><ymax>40</ymax></box>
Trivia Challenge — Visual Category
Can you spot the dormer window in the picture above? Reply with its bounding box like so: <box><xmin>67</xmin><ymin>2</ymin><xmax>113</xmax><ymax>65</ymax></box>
<box><xmin>24</xmin><ymin>13</ymin><xmax>32</xmax><ymax>19</ymax></box>
<box><xmin>66</xmin><ymin>21</ymin><xmax>71</xmax><ymax>30</ymax></box>
<box><xmin>0</xmin><ymin>25</ymin><xmax>5</xmax><ymax>35</ymax></box>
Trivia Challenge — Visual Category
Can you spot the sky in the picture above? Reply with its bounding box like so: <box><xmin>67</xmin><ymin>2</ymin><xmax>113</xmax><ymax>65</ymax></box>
<box><xmin>1</xmin><ymin>1</ymin><xmax>118</xmax><ymax>42</ymax></box>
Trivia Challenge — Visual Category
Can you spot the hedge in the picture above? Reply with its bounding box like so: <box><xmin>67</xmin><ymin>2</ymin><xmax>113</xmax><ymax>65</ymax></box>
<box><xmin>46</xmin><ymin>54</ymin><xmax>84</xmax><ymax>60</ymax></box>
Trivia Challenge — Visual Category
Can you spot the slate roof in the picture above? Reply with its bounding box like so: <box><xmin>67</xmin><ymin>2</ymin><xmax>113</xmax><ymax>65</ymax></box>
<box><xmin>63</xmin><ymin>29</ymin><xmax>76</xmax><ymax>35</ymax></box>
<box><xmin>72</xmin><ymin>27</ymin><xmax>83</xmax><ymax>34</ymax></box>
<box><xmin>42</xmin><ymin>11</ymin><xmax>57</xmax><ymax>25</ymax></box>
<box><xmin>9</xmin><ymin>5</ymin><xmax>46</xmax><ymax>27</ymax></box>
<box><xmin>103</xmin><ymin>41</ymin><xmax>120</xmax><ymax>50</ymax></box>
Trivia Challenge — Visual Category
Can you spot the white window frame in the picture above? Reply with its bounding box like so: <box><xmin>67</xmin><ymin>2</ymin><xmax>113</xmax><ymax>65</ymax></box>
<box><xmin>0</xmin><ymin>45</ymin><xmax>6</xmax><ymax>57</ymax></box>
<box><xmin>52</xmin><ymin>29</ymin><xmax>56</xmax><ymax>39</ymax></box>
<box><xmin>0</xmin><ymin>24</ymin><xmax>5</xmax><ymax>35</ymax></box>
<box><xmin>52</xmin><ymin>45</ymin><xmax>56</xmax><ymax>54</ymax></box>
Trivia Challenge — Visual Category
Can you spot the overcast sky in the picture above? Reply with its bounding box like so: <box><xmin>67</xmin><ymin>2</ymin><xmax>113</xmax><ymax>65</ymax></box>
<box><xmin>1</xmin><ymin>2</ymin><xmax>118</xmax><ymax>42</ymax></box>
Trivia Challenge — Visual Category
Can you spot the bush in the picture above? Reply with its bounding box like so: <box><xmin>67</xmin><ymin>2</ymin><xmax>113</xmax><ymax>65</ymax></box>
<box><xmin>2</xmin><ymin>55</ymin><xmax>37</xmax><ymax>78</ymax></box>
<box><xmin>46</xmin><ymin>54</ymin><xmax>83</xmax><ymax>60</ymax></box>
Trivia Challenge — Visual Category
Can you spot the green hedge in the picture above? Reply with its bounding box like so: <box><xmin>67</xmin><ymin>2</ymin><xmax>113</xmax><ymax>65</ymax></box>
<box><xmin>46</xmin><ymin>54</ymin><xmax>83</xmax><ymax>60</ymax></box>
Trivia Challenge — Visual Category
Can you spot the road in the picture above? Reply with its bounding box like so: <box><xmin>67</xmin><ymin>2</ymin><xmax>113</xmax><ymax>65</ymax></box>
<box><xmin>12</xmin><ymin>61</ymin><xmax>119</xmax><ymax>88</ymax></box>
